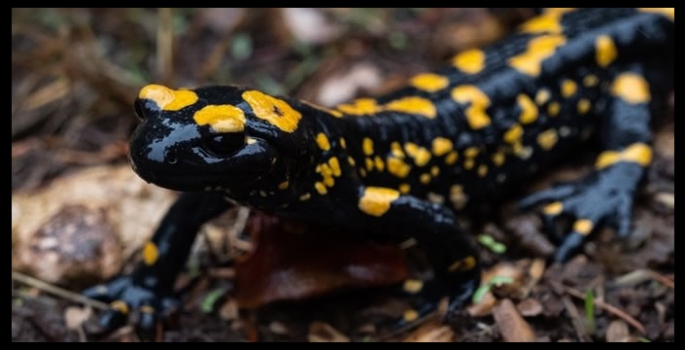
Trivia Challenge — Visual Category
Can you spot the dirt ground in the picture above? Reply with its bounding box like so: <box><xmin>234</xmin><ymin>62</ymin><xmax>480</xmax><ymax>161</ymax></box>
<box><xmin>11</xmin><ymin>8</ymin><xmax>674</xmax><ymax>342</ymax></box>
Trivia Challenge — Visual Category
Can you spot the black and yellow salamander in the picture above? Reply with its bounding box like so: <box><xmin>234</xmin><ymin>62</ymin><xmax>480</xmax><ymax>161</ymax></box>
<box><xmin>84</xmin><ymin>8</ymin><xmax>674</xmax><ymax>334</ymax></box>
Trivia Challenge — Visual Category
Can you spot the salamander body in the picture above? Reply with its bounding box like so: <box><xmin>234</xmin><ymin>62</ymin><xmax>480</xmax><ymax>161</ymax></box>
<box><xmin>86</xmin><ymin>8</ymin><xmax>674</xmax><ymax>333</ymax></box>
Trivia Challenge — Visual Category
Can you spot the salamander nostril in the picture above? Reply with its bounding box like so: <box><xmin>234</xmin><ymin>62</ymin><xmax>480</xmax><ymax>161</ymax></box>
<box><xmin>163</xmin><ymin>149</ymin><xmax>178</xmax><ymax>164</ymax></box>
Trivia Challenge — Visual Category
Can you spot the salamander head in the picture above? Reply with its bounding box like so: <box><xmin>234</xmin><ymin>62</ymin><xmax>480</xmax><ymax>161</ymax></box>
<box><xmin>129</xmin><ymin>84</ymin><xmax>307</xmax><ymax>192</ymax></box>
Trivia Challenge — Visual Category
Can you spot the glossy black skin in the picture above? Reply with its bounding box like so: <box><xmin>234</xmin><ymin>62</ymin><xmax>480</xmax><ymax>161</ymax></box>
<box><xmin>84</xmin><ymin>8</ymin><xmax>674</xmax><ymax>336</ymax></box>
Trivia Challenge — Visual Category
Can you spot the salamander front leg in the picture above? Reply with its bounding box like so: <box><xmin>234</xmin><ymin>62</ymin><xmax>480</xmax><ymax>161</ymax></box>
<box><xmin>83</xmin><ymin>192</ymin><xmax>231</xmax><ymax>336</ymax></box>
<box><xmin>354</xmin><ymin>187</ymin><xmax>480</xmax><ymax>330</ymax></box>
<box><xmin>520</xmin><ymin>64</ymin><xmax>654</xmax><ymax>262</ymax></box>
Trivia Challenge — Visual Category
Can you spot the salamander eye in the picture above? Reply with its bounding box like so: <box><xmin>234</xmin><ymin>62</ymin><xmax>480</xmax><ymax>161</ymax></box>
<box><xmin>204</xmin><ymin>132</ymin><xmax>247</xmax><ymax>156</ymax></box>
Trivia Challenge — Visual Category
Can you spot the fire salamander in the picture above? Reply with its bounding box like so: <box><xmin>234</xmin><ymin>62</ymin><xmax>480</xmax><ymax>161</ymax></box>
<box><xmin>84</xmin><ymin>8</ymin><xmax>674</xmax><ymax>334</ymax></box>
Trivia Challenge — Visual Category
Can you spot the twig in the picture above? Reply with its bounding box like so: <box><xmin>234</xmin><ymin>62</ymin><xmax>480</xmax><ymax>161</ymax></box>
<box><xmin>12</xmin><ymin>271</ymin><xmax>108</xmax><ymax>310</ymax></box>
<box><xmin>550</xmin><ymin>280</ymin><xmax>647</xmax><ymax>335</ymax></box>
<box><xmin>560</xmin><ymin>295</ymin><xmax>590</xmax><ymax>342</ymax></box>
<box><xmin>647</xmin><ymin>269</ymin><xmax>674</xmax><ymax>289</ymax></box>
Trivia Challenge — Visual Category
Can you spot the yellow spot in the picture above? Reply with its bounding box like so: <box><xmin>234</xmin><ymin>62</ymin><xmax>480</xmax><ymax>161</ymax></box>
<box><xmin>316</xmin><ymin>133</ymin><xmax>331</xmax><ymax>151</ymax></box>
<box><xmin>317</xmin><ymin>163</ymin><xmax>333</xmax><ymax>177</ymax></box>
<box><xmin>452</xmin><ymin>49</ymin><xmax>486</xmax><ymax>74</ymax></box>
<box><xmin>404</xmin><ymin>143</ymin><xmax>419</xmax><ymax>158</ymax></box>
<box><xmin>548</xmin><ymin>102</ymin><xmax>560</xmax><ymax>116</ymax></box>
<box><xmin>574</xmin><ymin>219</ymin><xmax>594</xmax><ymax>235</ymax></box>
<box><xmin>430</xmin><ymin>166</ymin><xmax>440</xmax><ymax>177</ymax></box>
<box><xmin>336</xmin><ymin>98</ymin><xmax>380</xmax><ymax>115</ymax></box>
<box><xmin>299</xmin><ymin>193</ymin><xmax>311</xmax><ymax>201</ymax></box>
<box><xmin>358</xmin><ymin>187</ymin><xmax>400</xmax><ymax>217</ymax></box>
<box><xmin>561</xmin><ymin>79</ymin><xmax>577</xmax><ymax>98</ymax></box>
<box><xmin>139</xmin><ymin>305</ymin><xmax>155</xmax><ymax>314</ymax></box>
<box><xmin>359</xmin><ymin>168</ymin><xmax>367</xmax><ymax>177</ymax></box>
<box><xmin>519</xmin><ymin>9</ymin><xmax>574</xmax><ymax>34</ymax></box>
<box><xmin>595</xmin><ymin>35</ymin><xmax>618</xmax><ymax>68</ymax></box>
<box><xmin>515</xmin><ymin>145</ymin><xmax>534</xmax><ymax>159</ymax></box>
<box><xmin>504</xmin><ymin>124</ymin><xmax>524</xmax><ymax>144</ymax></box>
<box><xmin>543</xmin><ymin>201</ymin><xmax>563</xmax><ymax>215</ymax></box>
<box><xmin>403</xmin><ymin>279</ymin><xmax>424</xmax><ymax>294</ymax></box>
<box><xmin>611</xmin><ymin>73</ymin><xmax>651</xmax><ymax>104</ymax></box>
<box><xmin>403</xmin><ymin>309</ymin><xmax>419</xmax><ymax>322</ymax></box>
<box><xmin>448</xmin><ymin>260</ymin><xmax>462</xmax><ymax>272</ymax></box>
<box><xmin>387</xmin><ymin>157</ymin><xmax>411</xmax><ymax>178</ymax></box>
<box><xmin>420</xmin><ymin>173</ymin><xmax>431</xmax><ymax>184</ymax></box>
<box><xmin>278</xmin><ymin>181</ymin><xmax>289</xmax><ymax>190</ymax></box>
<box><xmin>445</xmin><ymin>151</ymin><xmax>459</xmax><ymax>165</ymax></box>
<box><xmin>242</xmin><ymin>90</ymin><xmax>302</xmax><ymax>133</ymax></box>
<box><xmin>595</xmin><ymin>143</ymin><xmax>652</xmax><ymax>169</ymax></box>
<box><xmin>518</xmin><ymin>94</ymin><xmax>538</xmax><ymax>124</ymax></box>
<box><xmin>315</xmin><ymin>182</ymin><xmax>327</xmax><ymax>195</ymax></box>
<box><xmin>449</xmin><ymin>185</ymin><xmax>468</xmax><ymax>210</ymax></box>
<box><xmin>583</xmin><ymin>75</ymin><xmax>599</xmax><ymax>87</ymax></box>
<box><xmin>452</xmin><ymin>85</ymin><xmax>491</xmax><ymax>129</ymax></box>
<box><xmin>537</xmin><ymin>129</ymin><xmax>559</xmax><ymax>150</ymax></box>
<box><xmin>577</xmin><ymin>99</ymin><xmax>591</xmax><ymax>114</ymax></box>
<box><xmin>365</xmin><ymin>158</ymin><xmax>374</xmax><ymax>171</ymax></box>
<box><xmin>110</xmin><ymin>300</ymin><xmax>130</xmax><ymax>315</ymax></box>
<box><xmin>391</xmin><ymin>142</ymin><xmax>405</xmax><ymax>158</ymax></box>
<box><xmin>448</xmin><ymin>255</ymin><xmax>477</xmax><ymax>272</ymax></box>
<box><xmin>193</xmin><ymin>105</ymin><xmax>246</xmax><ymax>133</ymax></box>
<box><xmin>347</xmin><ymin>156</ymin><xmax>356</xmax><ymax>166</ymax></box>
<box><xmin>462</xmin><ymin>256</ymin><xmax>477</xmax><ymax>271</ymax></box>
<box><xmin>410</xmin><ymin>73</ymin><xmax>449</xmax><ymax>93</ymax></box>
<box><xmin>374</xmin><ymin>156</ymin><xmax>385</xmax><ymax>171</ymax></box>
<box><xmin>399</xmin><ymin>183</ymin><xmax>411</xmax><ymax>194</ymax></box>
<box><xmin>491</xmin><ymin>151</ymin><xmax>505</xmax><ymax>166</ymax></box>
<box><xmin>464</xmin><ymin>159</ymin><xmax>475</xmax><ymax>170</ymax></box>
<box><xmin>427</xmin><ymin>192</ymin><xmax>445</xmax><ymax>204</ymax></box>
<box><xmin>535</xmin><ymin>89</ymin><xmax>551</xmax><ymax>105</ymax></box>
<box><xmin>431</xmin><ymin>137</ymin><xmax>453</xmax><ymax>156</ymax></box>
<box><xmin>339</xmin><ymin>138</ymin><xmax>347</xmax><ymax>149</ymax></box>
<box><xmin>639</xmin><ymin>8</ymin><xmax>674</xmax><ymax>20</ymax></box>
<box><xmin>477</xmin><ymin>164</ymin><xmax>488</xmax><ymax>177</ymax></box>
<box><xmin>139</xmin><ymin>84</ymin><xmax>198</xmax><ymax>111</ymax></box>
<box><xmin>412</xmin><ymin>147</ymin><xmax>431</xmax><ymax>167</ymax></box>
<box><xmin>143</xmin><ymin>242</ymin><xmax>159</xmax><ymax>265</ymax></box>
<box><xmin>328</xmin><ymin>157</ymin><xmax>342</xmax><ymax>177</ymax></box>
<box><xmin>508</xmin><ymin>34</ymin><xmax>567</xmax><ymax>76</ymax></box>
<box><xmin>384</xmin><ymin>96</ymin><xmax>437</xmax><ymax>118</ymax></box>
<box><xmin>362</xmin><ymin>138</ymin><xmax>374</xmax><ymax>156</ymax></box>
<box><xmin>464</xmin><ymin>147</ymin><xmax>479</xmax><ymax>158</ymax></box>
<box><xmin>323</xmin><ymin>176</ymin><xmax>335</xmax><ymax>187</ymax></box>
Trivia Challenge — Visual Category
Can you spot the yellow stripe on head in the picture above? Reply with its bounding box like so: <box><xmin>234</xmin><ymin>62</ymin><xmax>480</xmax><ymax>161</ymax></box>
<box><xmin>193</xmin><ymin>105</ymin><xmax>246</xmax><ymax>133</ymax></box>
<box><xmin>139</xmin><ymin>84</ymin><xmax>198</xmax><ymax>111</ymax></box>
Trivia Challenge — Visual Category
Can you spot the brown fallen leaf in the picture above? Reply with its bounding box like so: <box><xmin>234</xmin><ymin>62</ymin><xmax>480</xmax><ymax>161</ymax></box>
<box><xmin>467</xmin><ymin>291</ymin><xmax>497</xmax><ymax>317</ymax></box>
<box><xmin>606</xmin><ymin>320</ymin><xmax>631</xmax><ymax>342</ymax></box>
<box><xmin>233</xmin><ymin>214</ymin><xmax>410</xmax><ymax>309</ymax></box>
<box><xmin>403</xmin><ymin>319</ymin><xmax>455</xmax><ymax>342</ymax></box>
<box><xmin>492</xmin><ymin>299</ymin><xmax>535</xmax><ymax>342</ymax></box>
<box><xmin>516</xmin><ymin>298</ymin><xmax>543</xmax><ymax>317</ymax></box>
<box><xmin>308</xmin><ymin>321</ymin><xmax>350</xmax><ymax>342</ymax></box>
<box><xmin>64</xmin><ymin>306</ymin><xmax>92</xmax><ymax>330</ymax></box>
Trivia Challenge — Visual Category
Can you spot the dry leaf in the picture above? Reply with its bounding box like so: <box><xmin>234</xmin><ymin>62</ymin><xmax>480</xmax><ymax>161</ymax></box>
<box><xmin>308</xmin><ymin>322</ymin><xmax>350</xmax><ymax>342</ymax></box>
<box><xmin>403</xmin><ymin>320</ymin><xmax>455</xmax><ymax>342</ymax></box>
<box><xmin>493</xmin><ymin>299</ymin><xmax>535</xmax><ymax>342</ymax></box>
<box><xmin>64</xmin><ymin>306</ymin><xmax>92</xmax><ymax>330</ymax></box>
<box><xmin>516</xmin><ymin>298</ymin><xmax>543</xmax><ymax>317</ymax></box>
<box><xmin>606</xmin><ymin>320</ymin><xmax>631</xmax><ymax>342</ymax></box>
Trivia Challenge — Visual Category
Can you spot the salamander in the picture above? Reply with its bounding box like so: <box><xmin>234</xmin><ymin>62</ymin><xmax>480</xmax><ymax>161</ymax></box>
<box><xmin>84</xmin><ymin>8</ymin><xmax>674</xmax><ymax>334</ymax></box>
